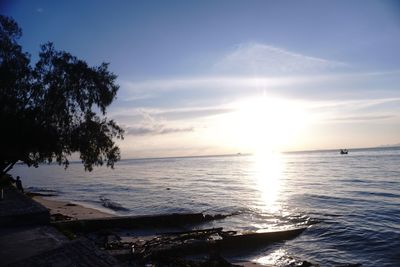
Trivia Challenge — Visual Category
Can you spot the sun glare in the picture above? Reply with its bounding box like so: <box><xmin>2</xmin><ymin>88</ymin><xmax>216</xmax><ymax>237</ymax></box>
<box><xmin>221</xmin><ymin>96</ymin><xmax>309</xmax><ymax>154</ymax></box>
<box><xmin>206</xmin><ymin>96</ymin><xmax>305</xmax><ymax>213</ymax></box>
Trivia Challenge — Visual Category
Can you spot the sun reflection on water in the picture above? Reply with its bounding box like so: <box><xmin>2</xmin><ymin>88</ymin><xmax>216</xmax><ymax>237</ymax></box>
<box><xmin>252</xmin><ymin>151</ymin><xmax>285</xmax><ymax>214</ymax></box>
<box><xmin>254</xmin><ymin>248</ymin><xmax>294</xmax><ymax>266</ymax></box>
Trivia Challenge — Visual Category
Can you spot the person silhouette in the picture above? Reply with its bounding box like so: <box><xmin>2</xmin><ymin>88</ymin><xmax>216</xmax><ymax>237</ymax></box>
<box><xmin>15</xmin><ymin>176</ymin><xmax>24</xmax><ymax>193</ymax></box>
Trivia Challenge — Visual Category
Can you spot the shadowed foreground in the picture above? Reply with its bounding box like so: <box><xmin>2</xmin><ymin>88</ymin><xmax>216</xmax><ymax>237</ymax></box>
<box><xmin>0</xmin><ymin>186</ymin><xmax>120</xmax><ymax>267</ymax></box>
<box><xmin>0</xmin><ymin>186</ymin><xmax>312</xmax><ymax>266</ymax></box>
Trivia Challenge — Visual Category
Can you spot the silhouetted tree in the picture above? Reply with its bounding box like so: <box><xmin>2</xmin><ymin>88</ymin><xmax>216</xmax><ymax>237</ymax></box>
<box><xmin>0</xmin><ymin>15</ymin><xmax>124</xmax><ymax>176</ymax></box>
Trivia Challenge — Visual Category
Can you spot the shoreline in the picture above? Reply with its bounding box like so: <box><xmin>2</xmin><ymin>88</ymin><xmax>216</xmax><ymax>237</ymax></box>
<box><xmin>31</xmin><ymin>195</ymin><xmax>271</xmax><ymax>266</ymax></box>
<box><xmin>32</xmin><ymin>195</ymin><xmax>113</xmax><ymax>220</ymax></box>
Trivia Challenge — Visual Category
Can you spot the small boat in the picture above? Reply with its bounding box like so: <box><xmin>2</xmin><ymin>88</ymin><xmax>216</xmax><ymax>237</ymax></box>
<box><xmin>340</xmin><ymin>149</ymin><xmax>348</xmax><ymax>155</ymax></box>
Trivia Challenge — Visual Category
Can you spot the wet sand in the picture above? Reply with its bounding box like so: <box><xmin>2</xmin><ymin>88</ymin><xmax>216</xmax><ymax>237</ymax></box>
<box><xmin>33</xmin><ymin>196</ymin><xmax>113</xmax><ymax>220</ymax></box>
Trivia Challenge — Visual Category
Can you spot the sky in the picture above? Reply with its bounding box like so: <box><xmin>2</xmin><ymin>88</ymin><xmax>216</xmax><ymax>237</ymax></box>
<box><xmin>2</xmin><ymin>0</ymin><xmax>400</xmax><ymax>158</ymax></box>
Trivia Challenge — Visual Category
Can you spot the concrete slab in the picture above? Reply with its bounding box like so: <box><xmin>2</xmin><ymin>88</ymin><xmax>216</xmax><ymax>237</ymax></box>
<box><xmin>0</xmin><ymin>186</ymin><xmax>50</xmax><ymax>227</ymax></box>
<box><xmin>0</xmin><ymin>225</ymin><xmax>68</xmax><ymax>266</ymax></box>
<box><xmin>0</xmin><ymin>186</ymin><xmax>121</xmax><ymax>266</ymax></box>
<box><xmin>6</xmin><ymin>238</ymin><xmax>122</xmax><ymax>267</ymax></box>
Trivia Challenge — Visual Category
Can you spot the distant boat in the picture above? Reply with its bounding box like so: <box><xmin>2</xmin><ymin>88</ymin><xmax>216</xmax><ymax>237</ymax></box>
<box><xmin>340</xmin><ymin>149</ymin><xmax>348</xmax><ymax>155</ymax></box>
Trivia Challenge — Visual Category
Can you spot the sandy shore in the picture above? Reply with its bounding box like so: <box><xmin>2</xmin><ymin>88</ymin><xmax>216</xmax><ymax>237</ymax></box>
<box><xmin>33</xmin><ymin>196</ymin><xmax>113</xmax><ymax>220</ymax></box>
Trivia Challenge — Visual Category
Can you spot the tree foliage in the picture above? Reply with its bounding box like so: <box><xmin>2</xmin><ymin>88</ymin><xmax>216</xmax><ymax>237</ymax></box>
<box><xmin>0</xmin><ymin>15</ymin><xmax>124</xmax><ymax>175</ymax></box>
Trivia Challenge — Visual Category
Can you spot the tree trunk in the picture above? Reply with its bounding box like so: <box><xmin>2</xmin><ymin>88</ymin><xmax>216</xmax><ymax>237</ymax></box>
<box><xmin>1</xmin><ymin>161</ymin><xmax>16</xmax><ymax>176</ymax></box>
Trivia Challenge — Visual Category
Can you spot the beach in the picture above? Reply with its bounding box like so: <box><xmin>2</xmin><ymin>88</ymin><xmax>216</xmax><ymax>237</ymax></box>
<box><xmin>32</xmin><ymin>195</ymin><xmax>113</xmax><ymax>220</ymax></box>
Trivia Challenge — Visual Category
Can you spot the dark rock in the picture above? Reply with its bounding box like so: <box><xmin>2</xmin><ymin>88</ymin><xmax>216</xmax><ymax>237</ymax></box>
<box><xmin>51</xmin><ymin>213</ymin><xmax>73</xmax><ymax>222</ymax></box>
<box><xmin>105</xmin><ymin>234</ymin><xmax>122</xmax><ymax>249</ymax></box>
<box><xmin>299</xmin><ymin>261</ymin><xmax>313</xmax><ymax>267</ymax></box>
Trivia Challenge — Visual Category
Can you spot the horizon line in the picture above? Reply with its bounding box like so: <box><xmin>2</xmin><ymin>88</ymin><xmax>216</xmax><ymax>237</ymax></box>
<box><xmin>120</xmin><ymin>144</ymin><xmax>400</xmax><ymax>162</ymax></box>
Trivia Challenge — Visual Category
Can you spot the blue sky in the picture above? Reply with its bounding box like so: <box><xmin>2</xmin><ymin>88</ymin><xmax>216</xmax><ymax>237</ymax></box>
<box><xmin>3</xmin><ymin>0</ymin><xmax>400</xmax><ymax>157</ymax></box>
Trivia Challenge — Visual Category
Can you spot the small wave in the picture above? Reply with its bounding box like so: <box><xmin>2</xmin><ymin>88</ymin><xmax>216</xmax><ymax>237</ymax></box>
<box><xmin>200</xmin><ymin>205</ymin><xmax>249</xmax><ymax>215</ymax></box>
<box><xmin>346</xmin><ymin>178</ymin><xmax>369</xmax><ymax>183</ymax></box>
<box><xmin>354</xmin><ymin>191</ymin><xmax>400</xmax><ymax>198</ymax></box>
<box><xmin>279</xmin><ymin>214</ymin><xmax>321</xmax><ymax>227</ymax></box>
<box><xmin>99</xmin><ymin>196</ymin><xmax>129</xmax><ymax>211</ymax></box>
<box><xmin>27</xmin><ymin>186</ymin><xmax>59</xmax><ymax>193</ymax></box>
<box><xmin>27</xmin><ymin>186</ymin><xmax>60</xmax><ymax>196</ymax></box>
<box><xmin>309</xmin><ymin>211</ymin><xmax>343</xmax><ymax>217</ymax></box>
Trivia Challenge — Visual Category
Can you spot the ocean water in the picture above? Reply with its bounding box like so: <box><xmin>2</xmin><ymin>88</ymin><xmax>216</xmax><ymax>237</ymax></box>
<box><xmin>11</xmin><ymin>147</ymin><xmax>400</xmax><ymax>266</ymax></box>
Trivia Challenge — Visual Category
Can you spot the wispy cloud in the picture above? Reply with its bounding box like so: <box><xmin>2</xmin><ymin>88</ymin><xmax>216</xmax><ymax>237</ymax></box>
<box><xmin>308</xmin><ymin>97</ymin><xmax>400</xmax><ymax>111</ymax></box>
<box><xmin>213</xmin><ymin>43</ymin><xmax>347</xmax><ymax>75</ymax></box>
<box><xmin>306</xmin><ymin>97</ymin><xmax>400</xmax><ymax>119</ymax></box>
<box><xmin>126</xmin><ymin>125</ymin><xmax>193</xmax><ymax>136</ymax></box>
<box><xmin>36</xmin><ymin>7</ymin><xmax>44</xmax><ymax>13</ymax></box>
<box><xmin>118</xmin><ymin>43</ymin><xmax>400</xmax><ymax>107</ymax></box>
<box><xmin>120</xmin><ymin>42</ymin><xmax>348</xmax><ymax>100</ymax></box>
<box><xmin>120</xmin><ymin>75</ymin><xmax>329</xmax><ymax>104</ymax></box>
<box><xmin>120</xmin><ymin>72</ymin><xmax>400</xmax><ymax>109</ymax></box>
<box><xmin>327</xmin><ymin>115</ymin><xmax>396</xmax><ymax>122</ymax></box>
<box><xmin>121</xmin><ymin>76</ymin><xmax>300</xmax><ymax>94</ymax></box>
<box><xmin>111</xmin><ymin>106</ymin><xmax>234</xmax><ymax>125</ymax></box>
<box><xmin>123</xmin><ymin>111</ymin><xmax>193</xmax><ymax>136</ymax></box>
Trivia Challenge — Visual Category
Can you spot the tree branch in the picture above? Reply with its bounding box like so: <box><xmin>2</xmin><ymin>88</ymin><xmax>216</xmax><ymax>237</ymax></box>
<box><xmin>2</xmin><ymin>161</ymin><xmax>17</xmax><ymax>175</ymax></box>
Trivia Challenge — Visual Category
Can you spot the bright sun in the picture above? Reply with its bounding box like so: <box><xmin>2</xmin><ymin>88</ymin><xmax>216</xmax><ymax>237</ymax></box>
<box><xmin>216</xmin><ymin>96</ymin><xmax>309</xmax><ymax>154</ymax></box>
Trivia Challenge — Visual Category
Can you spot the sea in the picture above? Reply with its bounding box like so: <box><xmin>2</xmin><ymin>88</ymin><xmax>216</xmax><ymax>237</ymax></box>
<box><xmin>10</xmin><ymin>147</ymin><xmax>400</xmax><ymax>266</ymax></box>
